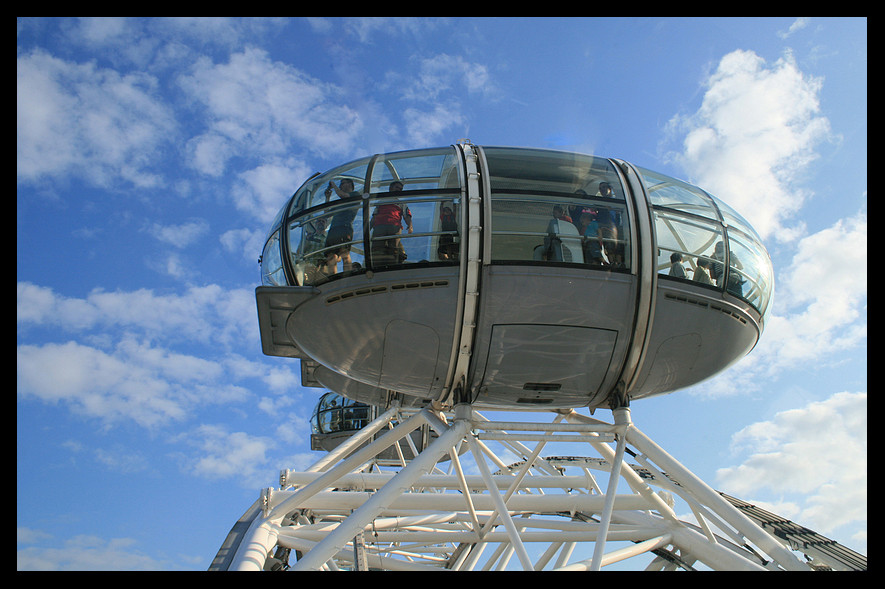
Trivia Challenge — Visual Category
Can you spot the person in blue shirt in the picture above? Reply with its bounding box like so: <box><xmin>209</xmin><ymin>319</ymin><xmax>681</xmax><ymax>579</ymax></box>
<box><xmin>580</xmin><ymin>209</ymin><xmax>606</xmax><ymax>265</ymax></box>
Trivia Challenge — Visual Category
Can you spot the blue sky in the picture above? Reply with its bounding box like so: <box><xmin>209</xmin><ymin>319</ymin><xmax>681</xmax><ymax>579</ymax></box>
<box><xmin>17</xmin><ymin>17</ymin><xmax>866</xmax><ymax>570</ymax></box>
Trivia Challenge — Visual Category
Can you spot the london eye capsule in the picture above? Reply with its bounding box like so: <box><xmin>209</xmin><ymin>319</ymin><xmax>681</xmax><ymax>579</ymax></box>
<box><xmin>256</xmin><ymin>144</ymin><xmax>773</xmax><ymax>410</ymax></box>
<box><xmin>308</xmin><ymin>391</ymin><xmax>448</xmax><ymax>461</ymax></box>
<box><xmin>309</xmin><ymin>392</ymin><xmax>372</xmax><ymax>451</ymax></box>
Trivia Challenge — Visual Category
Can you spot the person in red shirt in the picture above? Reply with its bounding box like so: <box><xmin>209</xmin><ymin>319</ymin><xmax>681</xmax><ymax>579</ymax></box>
<box><xmin>370</xmin><ymin>181</ymin><xmax>413</xmax><ymax>265</ymax></box>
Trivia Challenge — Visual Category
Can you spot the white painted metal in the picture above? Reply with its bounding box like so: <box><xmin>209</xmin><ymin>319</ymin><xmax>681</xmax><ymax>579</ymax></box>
<box><xmin>438</xmin><ymin>142</ymin><xmax>483</xmax><ymax>407</ymax></box>
<box><xmin>217</xmin><ymin>403</ymin><xmax>833</xmax><ymax>571</ymax></box>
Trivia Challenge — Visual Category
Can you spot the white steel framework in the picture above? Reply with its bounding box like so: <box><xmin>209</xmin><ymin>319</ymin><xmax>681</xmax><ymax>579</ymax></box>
<box><xmin>211</xmin><ymin>403</ymin><xmax>863</xmax><ymax>571</ymax></box>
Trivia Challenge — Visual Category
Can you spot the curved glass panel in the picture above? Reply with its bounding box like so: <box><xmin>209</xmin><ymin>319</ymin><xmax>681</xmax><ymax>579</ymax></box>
<box><xmin>484</xmin><ymin>147</ymin><xmax>621</xmax><ymax>194</ymax></box>
<box><xmin>266</xmin><ymin>200</ymin><xmax>287</xmax><ymax>243</ymax></box>
<box><xmin>637</xmin><ymin>166</ymin><xmax>719</xmax><ymax>221</ymax></box>
<box><xmin>713</xmin><ymin>196</ymin><xmax>763</xmax><ymax>242</ymax></box>
<box><xmin>364</xmin><ymin>148</ymin><xmax>461</xmax><ymax>270</ymax></box>
<box><xmin>369</xmin><ymin>193</ymin><xmax>461</xmax><ymax>268</ymax></box>
<box><xmin>727</xmin><ymin>231</ymin><xmax>774</xmax><ymax>316</ymax></box>
<box><xmin>285</xmin><ymin>149</ymin><xmax>464</xmax><ymax>285</ymax></box>
<box><xmin>653</xmin><ymin>210</ymin><xmax>723</xmax><ymax>286</ymax></box>
<box><xmin>290</xmin><ymin>157</ymin><xmax>372</xmax><ymax>216</ymax></box>
<box><xmin>641</xmin><ymin>165</ymin><xmax>774</xmax><ymax>318</ymax></box>
<box><xmin>484</xmin><ymin>147</ymin><xmax>630</xmax><ymax>269</ymax></box>
<box><xmin>289</xmin><ymin>201</ymin><xmax>365</xmax><ymax>284</ymax></box>
<box><xmin>288</xmin><ymin>193</ymin><xmax>462</xmax><ymax>285</ymax></box>
<box><xmin>260</xmin><ymin>230</ymin><xmax>286</xmax><ymax>286</ymax></box>
<box><xmin>310</xmin><ymin>393</ymin><xmax>371</xmax><ymax>434</ymax></box>
<box><xmin>270</xmin><ymin>148</ymin><xmax>773</xmax><ymax>318</ymax></box>
<box><xmin>367</xmin><ymin>147</ymin><xmax>460</xmax><ymax>192</ymax></box>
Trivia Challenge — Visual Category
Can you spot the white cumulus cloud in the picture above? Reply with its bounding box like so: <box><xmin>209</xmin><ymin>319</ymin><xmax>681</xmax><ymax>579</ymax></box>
<box><xmin>666</xmin><ymin>49</ymin><xmax>833</xmax><ymax>241</ymax></box>
<box><xmin>17</xmin><ymin>49</ymin><xmax>176</xmax><ymax>189</ymax></box>
<box><xmin>716</xmin><ymin>391</ymin><xmax>866</xmax><ymax>536</ymax></box>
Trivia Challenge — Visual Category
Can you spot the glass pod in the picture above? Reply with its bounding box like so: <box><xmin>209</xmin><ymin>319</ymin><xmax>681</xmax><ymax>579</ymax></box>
<box><xmin>258</xmin><ymin>144</ymin><xmax>773</xmax><ymax>410</ymax></box>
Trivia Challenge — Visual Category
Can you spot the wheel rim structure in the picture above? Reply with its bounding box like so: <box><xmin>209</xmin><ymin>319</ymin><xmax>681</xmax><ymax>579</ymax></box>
<box><xmin>210</xmin><ymin>403</ymin><xmax>862</xmax><ymax>571</ymax></box>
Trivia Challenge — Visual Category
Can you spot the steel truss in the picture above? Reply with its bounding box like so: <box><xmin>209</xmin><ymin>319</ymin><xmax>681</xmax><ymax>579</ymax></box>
<box><xmin>211</xmin><ymin>403</ymin><xmax>853</xmax><ymax>571</ymax></box>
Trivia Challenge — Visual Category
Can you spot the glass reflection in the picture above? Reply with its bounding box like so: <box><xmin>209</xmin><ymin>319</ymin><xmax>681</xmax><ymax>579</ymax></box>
<box><xmin>289</xmin><ymin>203</ymin><xmax>365</xmax><ymax>283</ymax></box>
<box><xmin>368</xmin><ymin>147</ymin><xmax>460</xmax><ymax>193</ymax></box>
<box><xmin>260</xmin><ymin>231</ymin><xmax>285</xmax><ymax>286</ymax></box>
<box><xmin>310</xmin><ymin>393</ymin><xmax>371</xmax><ymax>435</ymax></box>
<box><xmin>728</xmin><ymin>231</ymin><xmax>774</xmax><ymax>316</ymax></box>
<box><xmin>484</xmin><ymin>147</ymin><xmax>630</xmax><ymax>269</ymax></box>
<box><xmin>640</xmin><ymin>166</ymin><xmax>773</xmax><ymax>317</ymax></box>
<box><xmin>654</xmin><ymin>210</ymin><xmax>723</xmax><ymax>284</ymax></box>
<box><xmin>259</xmin><ymin>147</ymin><xmax>773</xmax><ymax>319</ymax></box>
<box><xmin>290</xmin><ymin>158</ymin><xmax>370</xmax><ymax>215</ymax></box>
<box><xmin>638</xmin><ymin>167</ymin><xmax>719</xmax><ymax>221</ymax></box>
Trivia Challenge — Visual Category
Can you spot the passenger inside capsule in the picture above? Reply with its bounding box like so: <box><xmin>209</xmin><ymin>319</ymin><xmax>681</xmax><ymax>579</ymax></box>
<box><xmin>323</xmin><ymin>179</ymin><xmax>360</xmax><ymax>275</ymax></box>
<box><xmin>370</xmin><ymin>181</ymin><xmax>413</xmax><ymax>266</ymax></box>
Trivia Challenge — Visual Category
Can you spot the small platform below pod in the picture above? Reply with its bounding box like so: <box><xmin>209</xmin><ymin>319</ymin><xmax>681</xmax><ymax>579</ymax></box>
<box><xmin>309</xmin><ymin>392</ymin><xmax>445</xmax><ymax>464</ymax></box>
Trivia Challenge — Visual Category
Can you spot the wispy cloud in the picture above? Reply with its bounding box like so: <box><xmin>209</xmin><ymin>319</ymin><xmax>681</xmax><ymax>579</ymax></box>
<box><xmin>16</xmin><ymin>282</ymin><xmax>296</xmax><ymax>428</ymax></box>
<box><xmin>144</xmin><ymin>219</ymin><xmax>210</xmax><ymax>248</ymax></box>
<box><xmin>778</xmin><ymin>17</ymin><xmax>811</xmax><ymax>39</ymax></box>
<box><xmin>400</xmin><ymin>53</ymin><xmax>495</xmax><ymax>102</ymax></box>
<box><xmin>665</xmin><ymin>49</ymin><xmax>834</xmax><ymax>242</ymax></box>
<box><xmin>179</xmin><ymin>47</ymin><xmax>362</xmax><ymax>173</ymax></box>
<box><xmin>337</xmin><ymin>17</ymin><xmax>445</xmax><ymax>44</ymax></box>
<box><xmin>716</xmin><ymin>391</ymin><xmax>866</xmax><ymax>537</ymax></box>
<box><xmin>17</xmin><ymin>282</ymin><xmax>257</xmax><ymax>346</ymax></box>
<box><xmin>403</xmin><ymin>103</ymin><xmax>467</xmax><ymax>147</ymax></box>
<box><xmin>762</xmin><ymin>210</ymin><xmax>867</xmax><ymax>368</ymax></box>
<box><xmin>16</xmin><ymin>339</ymin><xmax>250</xmax><ymax>428</ymax></box>
<box><xmin>178</xmin><ymin>424</ymin><xmax>277</xmax><ymax>488</ymax></box>
<box><xmin>18</xmin><ymin>529</ymin><xmax>168</xmax><ymax>571</ymax></box>
<box><xmin>232</xmin><ymin>160</ymin><xmax>313</xmax><ymax>223</ymax></box>
<box><xmin>665</xmin><ymin>48</ymin><xmax>864</xmax><ymax>394</ymax></box>
<box><xmin>17</xmin><ymin>49</ymin><xmax>176</xmax><ymax>189</ymax></box>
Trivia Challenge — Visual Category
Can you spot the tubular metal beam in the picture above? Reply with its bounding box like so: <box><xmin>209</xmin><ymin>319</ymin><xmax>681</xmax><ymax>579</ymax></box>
<box><xmin>216</xmin><ymin>405</ymin><xmax>854</xmax><ymax>572</ymax></box>
<box><xmin>289</xmin><ymin>411</ymin><xmax>473</xmax><ymax>570</ymax></box>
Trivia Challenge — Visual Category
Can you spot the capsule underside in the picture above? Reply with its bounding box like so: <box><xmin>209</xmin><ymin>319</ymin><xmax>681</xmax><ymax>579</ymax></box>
<box><xmin>257</xmin><ymin>145</ymin><xmax>772</xmax><ymax>410</ymax></box>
